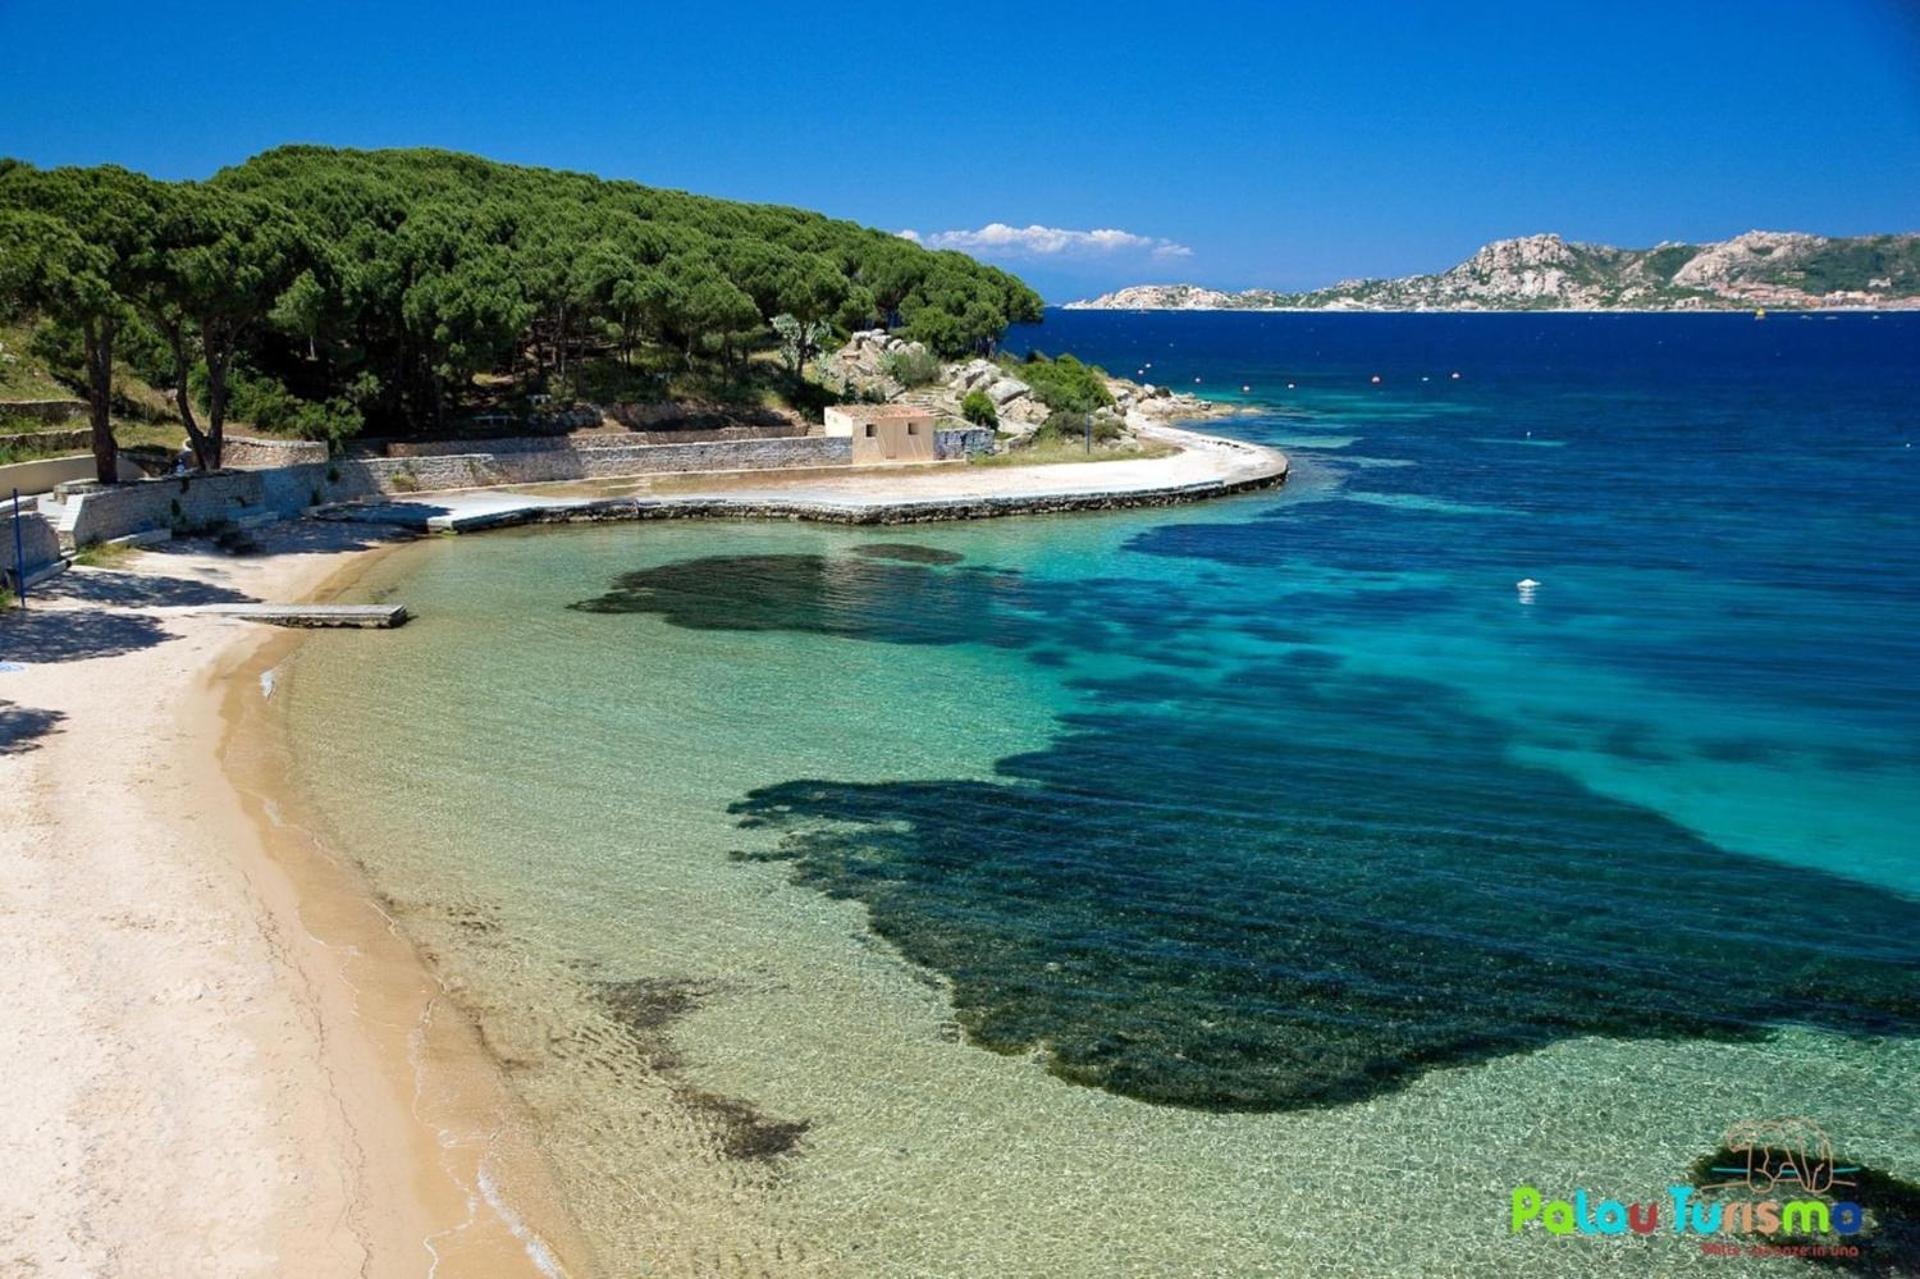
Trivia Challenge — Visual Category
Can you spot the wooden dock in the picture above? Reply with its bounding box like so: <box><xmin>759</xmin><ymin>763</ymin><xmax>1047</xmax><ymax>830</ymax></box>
<box><xmin>199</xmin><ymin>603</ymin><xmax>410</xmax><ymax>629</ymax></box>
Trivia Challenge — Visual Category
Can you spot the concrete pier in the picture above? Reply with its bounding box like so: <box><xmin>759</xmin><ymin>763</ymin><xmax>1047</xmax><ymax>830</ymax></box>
<box><xmin>198</xmin><ymin>603</ymin><xmax>410</xmax><ymax>629</ymax></box>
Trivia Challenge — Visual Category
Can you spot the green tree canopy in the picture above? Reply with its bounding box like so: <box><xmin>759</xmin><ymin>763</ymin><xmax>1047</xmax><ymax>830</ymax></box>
<box><xmin>0</xmin><ymin>146</ymin><xmax>1047</xmax><ymax>455</ymax></box>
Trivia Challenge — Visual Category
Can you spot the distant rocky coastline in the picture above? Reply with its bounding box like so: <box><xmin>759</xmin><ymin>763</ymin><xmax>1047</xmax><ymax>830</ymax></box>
<box><xmin>1066</xmin><ymin>231</ymin><xmax>1920</xmax><ymax>312</ymax></box>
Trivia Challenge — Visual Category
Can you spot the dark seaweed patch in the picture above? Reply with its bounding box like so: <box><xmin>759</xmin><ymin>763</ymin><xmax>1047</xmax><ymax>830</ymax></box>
<box><xmin>850</xmin><ymin>543</ymin><xmax>965</xmax><ymax>565</ymax></box>
<box><xmin>570</xmin><ymin>554</ymin><xmax>1036</xmax><ymax>649</ymax></box>
<box><xmin>732</xmin><ymin>658</ymin><xmax>1920</xmax><ymax>1112</ymax></box>
<box><xmin>592</xmin><ymin>977</ymin><xmax>811</xmax><ymax>1162</ymax></box>
<box><xmin>680</xmin><ymin>1087</ymin><xmax>812</xmax><ymax>1162</ymax></box>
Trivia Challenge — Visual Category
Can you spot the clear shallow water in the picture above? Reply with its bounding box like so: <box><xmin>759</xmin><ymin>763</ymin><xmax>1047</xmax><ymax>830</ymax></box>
<box><xmin>284</xmin><ymin>313</ymin><xmax>1920</xmax><ymax>1275</ymax></box>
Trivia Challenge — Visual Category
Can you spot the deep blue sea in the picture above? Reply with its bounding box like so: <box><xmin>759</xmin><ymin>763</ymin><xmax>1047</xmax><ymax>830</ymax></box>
<box><xmin>284</xmin><ymin>310</ymin><xmax>1920</xmax><ymax>1275</ymax></box>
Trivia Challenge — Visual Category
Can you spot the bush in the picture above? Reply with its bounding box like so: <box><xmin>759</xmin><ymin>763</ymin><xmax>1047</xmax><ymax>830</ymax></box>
<box><xmin>882</xmin><ymin>346</ymin><xmax>941</xmax><ymax>387</ymax></box>
<box><xmin>1036</xmin><ymin>409</ymin><xmax>1125</xmax><ymax>447</ymax></box>
<box><xmin>216</xmin><ymin>365</ymin><xmax>367</xmax><ymax>451</ymax></box>
<box><xmin>1010</xmin><ymin>353</ymin><xmax>1113</xmax><ymax>414</ymax></box>
<box><xmin>960</xmin><ymin>389</ymin><xmax>997</xmax><ymax>426</ymax></box>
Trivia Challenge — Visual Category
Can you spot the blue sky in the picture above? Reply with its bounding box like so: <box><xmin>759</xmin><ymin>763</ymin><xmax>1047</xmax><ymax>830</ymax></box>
<box><xmin>4</xmin><ymin>0</ymin><xmax>1917</xmax><ymax>301</ymax></box>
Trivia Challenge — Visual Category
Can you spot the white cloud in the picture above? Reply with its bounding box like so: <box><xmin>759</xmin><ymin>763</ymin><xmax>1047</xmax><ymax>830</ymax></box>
<box><xmin>901</xmin><ymin>222</ymin><xmax>1191</xmax><ymax>260</ymax></box>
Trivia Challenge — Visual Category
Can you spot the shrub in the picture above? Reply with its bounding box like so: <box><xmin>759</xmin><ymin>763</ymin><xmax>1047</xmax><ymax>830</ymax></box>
<box><xmin>1011</xmin><ymin>353</ymin><xmax>1113</xmax><ymax>414</ymax></box>
<box><xmin>960</xmin><ymin>389</ymin><xmax>997</xmax><ymax>427</ymax></box>
<box><xmin>216</xmin><ymin>365</ymin><xmax>367</xmax><ymax>450</ymax></box>
<box><xmin>1036</xmin><ymin>409</ymin><xmax>1125</xmax><ymax>447</ymax></box>
<box><xmin>882</xmin><ymin>346</ymin><xmax>941</xmax><ymax>387</ymax></box>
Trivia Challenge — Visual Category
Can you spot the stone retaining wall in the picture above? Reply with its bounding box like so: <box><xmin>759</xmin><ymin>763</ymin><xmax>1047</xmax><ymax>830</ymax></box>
<box><xmin>62</xmin><ymin>435</ymin><xmax>851</xmax><ymax>545</ymax></box>
<box><xmin>221</xmin><ymin>435</ymin><xmax>330</xmax><ymax>468</ymax></box>
<box><xmin>2</xmin><ymin>505</ymin><xmax>62</xmax><ymax>585</ymax></box>
<box><xmin>607</xmin><ymin>402</ymin><xmax>803</xmax><ymax>432</ymax></box>
<box><xmin>0</xmin><ymin>400</ymin><xmax>89</xmax><ymax>424</ymax></box>
<box><xmin>380</xmin><ymin>424</ymin><xmax>809</xmax><ymax>457</ymax></box>
<box><xmin>1</xmin><ymin>428</ymin><xmax>92</xmax><ymax>453</ymax></box>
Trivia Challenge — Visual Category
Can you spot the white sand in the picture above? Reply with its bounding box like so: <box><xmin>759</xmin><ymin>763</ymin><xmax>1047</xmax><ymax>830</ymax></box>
<box><xmin>0</xmin><ymin>430</ymin><xmax>1280</xmax><ymax>1275</ymax></box>
<box><xmin>0</xmin><ymin>529</ymin><xmax>580</xmax><ymax>1277</ymax></box>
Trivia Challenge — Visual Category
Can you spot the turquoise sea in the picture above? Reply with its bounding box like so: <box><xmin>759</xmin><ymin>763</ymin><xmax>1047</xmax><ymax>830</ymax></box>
<box><xmin>279</xmin><ymin>312</ymin><xmax>1920</xmax><ymax>1276</ymax></box>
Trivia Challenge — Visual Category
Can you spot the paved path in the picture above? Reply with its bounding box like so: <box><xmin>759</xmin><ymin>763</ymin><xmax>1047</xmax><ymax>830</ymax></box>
<box><xmin>316</xmin><ymin>423</ymin><xmax>1287</xmax><ymax>533</ymax></box>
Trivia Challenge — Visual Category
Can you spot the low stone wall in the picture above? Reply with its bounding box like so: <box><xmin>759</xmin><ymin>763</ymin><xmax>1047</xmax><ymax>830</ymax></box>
<box><xmin>934</xmin><ymin>427</ymin><xmax>993</xmax><ymax>460</ymax></box>
<box><xmin>2</xmin><ymin>428</ymin><xmax>92</xmax><ymax>453</ymax></box>
<box><xmin>381</xmin><ymin>424</ymin><xmax>809</xmax><ymax>457</ymax></box>
<box><xmin>0</xmin><ymin>399</ymin><xmax>90</xmax><ymax>424</ymax></box>
<box><xmin>2</xmin><ymin>506</ymin><xmax>62</xmax><ymax>585</ymax></box>
<box><xmin>222</xmin><ymin>435</ymin><xmax>330</xmax><ymax>468</ymax></box>
<box><xmin>607</xmin><ymin>402</ymin><xmax>803</xmax><ymax>433</ymax></box>
<box><xmin>62</xmin><ymin>435</ymin><xmax>852</xmax><ymax>545</ymax></box>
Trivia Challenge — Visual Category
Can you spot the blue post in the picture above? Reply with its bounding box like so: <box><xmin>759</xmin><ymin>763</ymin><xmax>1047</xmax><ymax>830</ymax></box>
<box><xmin>9</xmin><ymin>488</ymin><xmax>24</xmax><ymax>608</ymax></box>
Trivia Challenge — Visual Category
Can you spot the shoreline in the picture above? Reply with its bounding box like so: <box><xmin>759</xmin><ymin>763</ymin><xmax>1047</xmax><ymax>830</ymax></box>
<box><xmin>0</xmin><ymin>420</ymin><xmax>1276</xmax><ymax>1274</ymax></box>
<box><xmin>0</xmin><ymin>524</ymin><xmax>587</xmax><ymax>1276</ymax></box>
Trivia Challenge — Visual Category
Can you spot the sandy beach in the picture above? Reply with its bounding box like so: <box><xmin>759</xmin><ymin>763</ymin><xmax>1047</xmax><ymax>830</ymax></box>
<box><xmin>0</xmin><ymin>429</ymin><xmax>1280</xmax><ymax>1276</ymax></box>
<box><xmin>0</xmin><ymin>523</ymin><xmax>584</xmax><ymax>1277</ymax></box>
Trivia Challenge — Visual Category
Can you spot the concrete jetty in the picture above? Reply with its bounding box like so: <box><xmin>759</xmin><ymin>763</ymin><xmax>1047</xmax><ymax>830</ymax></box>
<box><xmin>198</xmin><ymin>603</ymin><xmax>410</xmax><ymax>629</ymax></box>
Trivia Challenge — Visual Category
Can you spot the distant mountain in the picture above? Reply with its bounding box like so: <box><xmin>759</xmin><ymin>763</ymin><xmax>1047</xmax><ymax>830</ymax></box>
<box><xmin>1065</xmin><ymin>232</ymin><xmax>1920</xmax><ymax>312</ymax></box>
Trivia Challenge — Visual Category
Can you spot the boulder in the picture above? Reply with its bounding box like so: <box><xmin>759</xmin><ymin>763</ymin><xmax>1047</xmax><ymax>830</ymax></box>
<box><xmin>950</xmin><ymin>359</ymin><xmax>999</xmax><ymax>392</ymax></box>
<box><xmin>999</xmin><ymin>396</ymin><xmax>1050</xmax><ymax>426</ymax></box>
<box><xmin>986</xmin><ymin>377</ymin><xmax>1031</xmax><ymax>407</ymax></box>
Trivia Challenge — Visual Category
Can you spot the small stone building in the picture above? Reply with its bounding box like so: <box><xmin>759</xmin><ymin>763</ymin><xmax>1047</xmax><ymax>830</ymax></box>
<box><xmin>822</xmin><ymin>404</ymin><xmax>938</xmax><ymax>464</ymax></box>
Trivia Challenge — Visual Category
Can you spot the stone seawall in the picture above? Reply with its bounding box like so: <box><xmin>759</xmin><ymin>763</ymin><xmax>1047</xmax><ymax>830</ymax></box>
<box><xmin>61</xmin><ymin>435</ymin><xmax>850</xmax><ymax>546</ymax></box>
<box><xmin>455</xmin><ymin>470</ymin><xmax>1286</xmax><ymax>528</ymax></box>
<box><xmin>319</xmin><ymin>456</ymin><xmax>1289</xmax><ymax>536</ymax></box>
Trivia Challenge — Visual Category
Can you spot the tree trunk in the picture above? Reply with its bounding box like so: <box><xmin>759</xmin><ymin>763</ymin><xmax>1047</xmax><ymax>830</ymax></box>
<box><xmin>206</xmin><ymin>347</ymin><xmax>230</xmax><ymax>471</ymax></box>
<box><xmin>82</xmin><ymin>319</ymin><xmax>120</xmax><ymax>484</ymax></box>
<box><xmin>163</xmin><ymin>322</ymin><xmax>214</xmax><ymax>471</ymax></box>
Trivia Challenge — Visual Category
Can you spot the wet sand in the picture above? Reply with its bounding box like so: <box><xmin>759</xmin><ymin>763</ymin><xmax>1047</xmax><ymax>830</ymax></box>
<box><xmin>0</xmin><ymin>524</ymin><xmax>585</xmax><ymax>1277</ymax></box>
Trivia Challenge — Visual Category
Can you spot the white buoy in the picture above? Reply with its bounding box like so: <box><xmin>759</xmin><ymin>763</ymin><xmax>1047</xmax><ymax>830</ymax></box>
<box><xmin>1450</xmin><ymin>371</ymin><xmax>1462</xmax><ymax>380</ymax></box>
<box><xmin>1287</xmin><ymin>382</ymin><xmax>1296</xmax><ymax>390</ymax></box>
<box><xmin>1370</xmin><ymin>374</ymin><xmax>1382</xmax><ymax>385</ymax></box>
<box><xmin>1516</xmin><ymin>578</ymin><xmax>1540</xmax><ymax>604</ymax></box>
<box><xmin>1242</xmin><ymin>384</ymin><xmax>1251</xmax><ymax>393</ymax></box>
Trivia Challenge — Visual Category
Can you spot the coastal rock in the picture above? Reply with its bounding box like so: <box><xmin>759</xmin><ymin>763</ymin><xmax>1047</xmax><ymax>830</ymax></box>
<box><xmin>950</xmin><ymin>359</ymin><xmax>1000</xmax><ymax>392</ymax></box>
<box><xmin>986</xmin><ymin>377</ymin><xmax>1032</xmax><ymax>407</ymax></box>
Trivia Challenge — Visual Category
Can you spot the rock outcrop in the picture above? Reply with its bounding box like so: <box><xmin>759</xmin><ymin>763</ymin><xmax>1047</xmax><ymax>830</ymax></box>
<box><xmin>1066</xmin><ymin>231</ymin><xmax>1920</xmax><ymax>312</ymax></box>
<box><xmin>814</xmin><ymin>336</ymin><xmax>1241</xmax><ymax>454</ymax></box>
<box><xmin>817</xmin><ymin>329</ymin><xmax>935</xmax><ymax>401</ymax></box>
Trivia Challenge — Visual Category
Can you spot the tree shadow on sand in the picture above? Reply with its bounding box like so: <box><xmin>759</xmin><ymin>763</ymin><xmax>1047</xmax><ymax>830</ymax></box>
<box><xmin>38</xmin><ymin>569</ymin><xmax>257</xmax><ymax>609</ymax></box>
<box><xmin>0</xmin><ymin>610</ymin><xmax>171</xmax><ymax>663</ymax></box>
<box><xmin>0</xmin><ymin>699</ymin><xmax>67</xmax><ymax>754</ymax></box>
